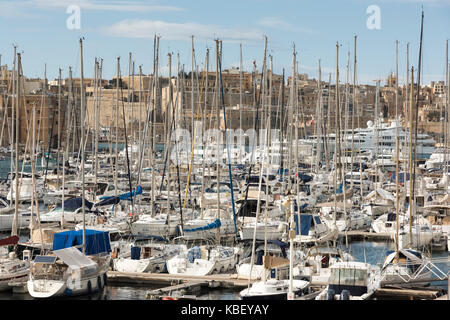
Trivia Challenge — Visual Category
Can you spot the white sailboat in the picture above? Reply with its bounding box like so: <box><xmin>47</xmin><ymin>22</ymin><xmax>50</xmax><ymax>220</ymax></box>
<box><xmin>0</xmin><ymin>236</ymin><xmax>30</xmax><ymax>292</ymax></box>
<box><xmin>166</xmin><ymin>245</ymin><xmax>238</xmax><ymax>276</ymax></box>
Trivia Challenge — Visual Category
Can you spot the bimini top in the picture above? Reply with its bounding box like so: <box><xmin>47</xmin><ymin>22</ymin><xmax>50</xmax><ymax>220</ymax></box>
<box><xmin>382</xmin><ymin>249</ymin><xmax>423</xmax><ymax>270</ymax></box>
<box><xmin>53</xmin><ymin>229</ymin><xmax>111</xmax><ymax>256</ymax></box>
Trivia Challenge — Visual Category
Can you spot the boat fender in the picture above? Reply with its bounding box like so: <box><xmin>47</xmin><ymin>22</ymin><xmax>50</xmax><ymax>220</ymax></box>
<box><xmin>325</xmin><ymin>289</ymin><xmax>335</xmax><ymax>300</ymax></box>
<box><xmin>97</xmin><ymin>276</ymin><xmax>102</xmax><ymax>290</ymax></box>
<box><xmin>65</xmin><ymin>288</ymin><xmax>73</xmax><ymax>296</ymax></box>
<box><xmin>87</xmin><ymin>280</ymin><xmax>92</xmax><ymax>294</ymax></box>
<box><xmin>103</xmin><ymin>273</ymin><xmax>107</xmax><ymax>286</ymax></box>
<box><xmin>340</xmin><ymin>290</ymin><xmax>350</xmax><ymax>300</ymax></box>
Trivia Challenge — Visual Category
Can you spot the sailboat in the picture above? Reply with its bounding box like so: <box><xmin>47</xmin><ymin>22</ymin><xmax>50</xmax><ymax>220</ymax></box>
<box><xmin>166</xmin><ymin>245</ymin><xmax>238</xmax><ymax>276</ymax></box>
<box><xmin>27</xmin><ymin>229</ymin><xmax>111</xmax><ymax>298</ymax></box>
<box><xmin>0</xmin><ymin>235</ymin><xmax>30</xmax><ymax>292</ymax></box>
<box><xmin>26</xmin><ymin>39</ymin><xmax>112</xmax><ymax>299</ymax></box>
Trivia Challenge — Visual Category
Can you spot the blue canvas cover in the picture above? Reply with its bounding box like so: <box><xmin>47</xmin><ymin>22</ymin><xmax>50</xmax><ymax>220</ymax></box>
<box><xmin>293</xmin><ymin>214</ymin><xmax>313</xmax><ymax>236</ymax></box>
<box><xmin>297</xmin><ymin>173</ymin><xmax>313</xmax><ymax>183</ymax></box>
<box><xmin>56</xmin><ymin>197</ymin><xmax>93</xmax><ymax>211</ymax></box>
<box><xmin>53</xmin><ymin>229</ymin><xmax>111</xmax><ymax>256</ymax></box>
<box><xmin>99</xmin><ymin>185</ymin><xmax>143</xmax><ymax>201</ymax></box>
<box><xmin>95</xmin><ymin>196</ymin><xmax>121</xmax><ymax>207</ymax></box>
<box><xmin>183</xmin><ymin>219</ymin><xmax>222</xmax><ymax>233</ymax></box>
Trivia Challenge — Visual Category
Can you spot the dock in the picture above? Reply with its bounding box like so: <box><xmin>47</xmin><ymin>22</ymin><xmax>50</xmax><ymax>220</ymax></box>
<box><xmin>106</xmin><ymin>271</ymin><xmax>255</xmax><ymax>289</ymax></box>
<box><xmin>146</xmin><ymin>280</ymin><xmax>207</xmax><ymax>299</ymax></box>
<box><xmin>373</xmin><ymin>286</ymin><xmax>447</xmax><ymax>300</ymax></box>
<box><xmin>339</xmin><ymin>231</ymin><xmax>393</xmax><ymax>241</ymax></box>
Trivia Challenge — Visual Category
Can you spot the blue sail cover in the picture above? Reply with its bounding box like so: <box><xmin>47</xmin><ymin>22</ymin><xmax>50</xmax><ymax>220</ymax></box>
<box><xmin>56</xmin><ymin>197</ymin><xmax>93</xmax><ymax>211</ymax></box>
<box><xmin>99</xmin><ymin>185</ymin><xmax>143</xmax><ymax>201</ymax></box>
<box><xmin>95</xmin><ymin>196</ymin><xmax>121</xmax><ymax>207</ymax></box>
<box><xmin>183</xmin><ymin>219</ymin><xmax>222</xmax><ymax>233</ymax></box>
<box><xmin>53</xmin><ymin>229</ymin><xmax>111</xmax><ymax>256</ymax></box>
<box><xmin>293</xmin><ymin>215</ymin><xmax>313</xmax><ymax>236</ymax></box>
<box><xmin>297</xmin><ymin>173</ymin><xmax>313</xmax><ymax>183</ymax></box>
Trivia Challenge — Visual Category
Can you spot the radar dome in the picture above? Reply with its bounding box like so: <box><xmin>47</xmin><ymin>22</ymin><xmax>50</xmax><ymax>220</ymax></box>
<box><xmin>367</xmin><ymin>120</ymin><xmax>373</xmax><ymax>128</ymax></box>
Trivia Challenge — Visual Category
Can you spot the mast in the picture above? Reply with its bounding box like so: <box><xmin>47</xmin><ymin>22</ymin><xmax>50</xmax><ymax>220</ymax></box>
<box><xmin>151</xmin><ymin>36</ymin><xmax>159</xmax><ymax>217</ymax></box>
<box><xmin>80</xmin><ymin>38</ymin><xmax>86</xmax><ymax>254</ymax></box>
<box><xmin>191</xmin><ymin>36</ymin><xmax>195</xmax><ymax>142</ymax></box>
<box><xmin>93</xmin><ymin>59</ymin><xmax>99</xmax><ymax>188</ymax></box>
<box><xmin>215</xmin><ymin>39</ymin><xmax>221</xmax><ymax>244</ymax></box>
<box><xmin>445</xmin><ymin>40</ymin><xmax>449</xmax><ymax>192</ymax></box>
<box><xmin>240</xmin><ymin>43</ymin><xmax>243</xmax><ymax>143</ymax></box>
<box><xmin>333</xmin><ymin>43</ymin><xmax>340</xmax><ymax>225</ymax></box>
<box><xmin>411</xmin><ymin>11</ymin><xmax>424</xmax><ymax>247</ymax></box>
<box><xmin>115</xmin><ymin>57</ymin><xmax>120</xmax><ymax>198</ymax></box>
<box><xmin>11</xmin><ymin>52</ymin><xmax>20</xmax><ymax>237</ymax></box>
<box><xmin>10</xmin><ymin>46</ymin><xmax>16</xmax><ymax>209</ymax></box>
<box><xmin>405</xmin><ymin>44</ymin><xmax>409</xmax><ymax>184</ymax></box>
<box><xmin>166</xmin><ymin>52</ymin><xmax>173</xmax><ymax>231</ymax></box>
<box><xmin>408</xmin><ymin>66</ymin><xmax>414</xmax><ymax>249</ymax></box>
<box><xmin>57</xmin><ymin>68</ymin><xmax>62</xmax><ymax>186</ymax></box>
<box><xmin>31</xmin><ymin>103</ymin><xmax>44</xmax><ymax>252</ymax></box>
<box><xmin>395</xmin><ymin>39</ymin><xmax>400</xmax><ymax>258</ymax></box>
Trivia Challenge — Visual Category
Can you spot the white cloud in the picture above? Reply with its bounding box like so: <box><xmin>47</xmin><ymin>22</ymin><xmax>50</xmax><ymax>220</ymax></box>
<box><xmin>258</xmin><ymin>17</ymin><xmax>294</xmax><ymax>30</ymax></box>
<box><xmin>0</xmin><ymin>2</ymin><xmax>38</xmax><ymax>18</ymax></box>
<box><xmin>32</xmin><ymin>0</ymin><xmax>183</xmax><ymax>12</ymax></box>
<box><xmin>0</xmin><ymin>0</ymin><xmax>182</xmax><ymax>17</ymax></box>
<box><xmin>102</xmin><ymin>19</ymin><xmax>264</xmax><ymax>42</ymax></box>
<box><xmin>257</xmin><ymin>17</ymin><xmax>316</xmax><ymax>34</ymax></box>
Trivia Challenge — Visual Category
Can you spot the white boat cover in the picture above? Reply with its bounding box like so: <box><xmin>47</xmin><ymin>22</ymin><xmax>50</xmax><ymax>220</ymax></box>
<box><xmin>53</xmin><ymin>246</ymin><xmax>97</xmax><ymax>268</ymax></box>
<box><xmin>365</xmin><ymin>189</ymin><xmax>395</xmax><ymax>202</ymax></box>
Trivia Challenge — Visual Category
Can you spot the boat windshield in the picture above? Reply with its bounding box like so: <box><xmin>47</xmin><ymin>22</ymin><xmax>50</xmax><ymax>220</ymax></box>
<box><xmin>329</xmin><ymin>267</ymin><xmax>367</xmax><ymax>287</ymax></box>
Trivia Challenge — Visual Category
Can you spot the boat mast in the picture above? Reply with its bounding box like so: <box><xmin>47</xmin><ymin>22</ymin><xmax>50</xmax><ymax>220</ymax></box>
<box><xmin>408</xmin><ymin>66</ymin><xmax>414</xmax><ymax>249</ymax></box>
<box><xmin>57</xmin><ymin>67</ymin><xmax>62</xmax><ymax>186</ymax></box>
<box><xmin>215</xmin><ymin>39</ymin><xmax>221</xmax><ymax>243</ymax></box>
<box><xmin>201</xmin><ymin>49</ymin><xmax>209</xmax><ymax>219</ymax></box>
<box><xmin>93</xmin><ymin>59</ymin><xmax>99</xmax><ymax>188</ymax></box>
<box><xmin>445</xmin><ymin>40</ymin><xmax>449</xmax><ymax>192</ymax></box>
<box><xmin>11</xmin><ymin>52</ymin><xmax>20</xmax><ymax>237</ymax></box>
<box><xmin>395</xmin><ymin>40</ymin><xmax>400</xmax><ymax>258</ymax></box>
<box><xmin>374</xmin><ymin>80</ymin><xmax>380</xmax><ymax>185</ymax></box>
<box><xmin>411</xmin><ymin>11</ymin><xmax>424</xmax><ymax>247</ymax></box>
<box><xmin>80</xmin><ymin>38</ymin><xmax>86</xmax><ymax>254</ymax></box>
<box><xmin>333</xmin><ymin>43</ymin><xmax>340</xmax><ymax>225</ymax></box>
<box><xmin>240</xmin><ymin>43</ymin><xmax>243</xmax><ymax>146</ymax></box>
<box><xmin>10</xmin><ymin>45</ymin><xmax>16</xmax><ymax>206</ymax></box>
<box><xmin>405</xmin><ymin>43</ymin><xmax>409</xmax><ymax>185</ymax></box>
<box><xmin>316</xmin><ymin>59</ymin><xmax>322</xmax><ymax>172</ymax></box>
<box><xmin>151</xmin><ymin>36</ymin><xmax>159</xmax><ymax>217</ymax></box>
<box><xmin>115</xmin><ymin>57</ymin><xmax>120</xmax><ymax>198</ymax></box>
<box><xmin>354</xmin><ymin>36</ymin><xmax>363</xmax><ymax>200</ymax></box>
<box><xmin>31</xmin><ymin>103</ymin><xmax>44</xmax><ymax>253</ymax></box>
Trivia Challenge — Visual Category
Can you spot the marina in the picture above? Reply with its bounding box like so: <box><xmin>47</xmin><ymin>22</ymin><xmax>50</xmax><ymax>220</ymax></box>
<box><xmin>0</xmin><ymin>1</ymin><xmax>449</xmax><ymax>307</ymax></box>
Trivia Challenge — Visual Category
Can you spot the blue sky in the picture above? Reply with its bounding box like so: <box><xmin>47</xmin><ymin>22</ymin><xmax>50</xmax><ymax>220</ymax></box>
<box><xmin>0</xmin><ymin>0</ymin><xmax>449</xmax><ymax>85</ymax></box>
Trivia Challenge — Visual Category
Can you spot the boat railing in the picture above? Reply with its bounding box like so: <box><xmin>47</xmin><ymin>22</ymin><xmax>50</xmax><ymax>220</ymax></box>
<box><xmin>381</xmin><ymin>258</ymin><xmax>448</xmax><ymax>283</ymax></box>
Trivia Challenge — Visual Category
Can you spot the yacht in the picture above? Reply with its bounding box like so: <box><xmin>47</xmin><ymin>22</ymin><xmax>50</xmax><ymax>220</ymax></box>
<box><xmin>301</xmin><ymin>120</ymin><xmax>435</xmax><ymax>160</ymax></box>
